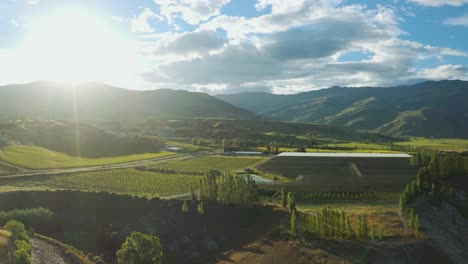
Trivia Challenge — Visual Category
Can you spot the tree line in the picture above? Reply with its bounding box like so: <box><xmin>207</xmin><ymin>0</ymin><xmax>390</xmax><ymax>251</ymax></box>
<box><xmin>302</xmin><ymin>207</ymin><xmax>383</xmax><ymax>240</ymax></box>
<box><xmin>400</xmin><ymin>149</ymin><xmax>468</xmax><ymax>210</ymax></box>
<box><xmin>182</xmin><ymin>171</ymin><xmax>259</xmax><ymax>215</ymax></box>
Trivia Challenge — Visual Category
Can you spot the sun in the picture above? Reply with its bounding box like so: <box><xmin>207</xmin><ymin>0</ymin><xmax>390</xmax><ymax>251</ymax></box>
<box><xmin>21</xmin><ymin>9</ymin><xmax>137</xmax><ymax>84</ymax></box>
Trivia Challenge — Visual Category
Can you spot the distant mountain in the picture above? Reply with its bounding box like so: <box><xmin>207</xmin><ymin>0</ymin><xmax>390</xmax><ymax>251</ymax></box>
<box><xmin>0</xmin><ymin>82</ymin><xmax>255</xmax><ymax>120</ymax></box>
<box><xmin>217</xmin><ymin>80</ymin><xmax>468</xmax><ymax>138</ymax></box>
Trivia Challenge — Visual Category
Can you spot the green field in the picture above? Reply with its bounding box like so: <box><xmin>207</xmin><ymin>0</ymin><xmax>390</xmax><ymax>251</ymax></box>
<box><xmin>395</xmin><ymin>137</ymin><xmax>468</xmax><ymax>151</ymax></box>
<box><xmin>0</xmin><ymin>169</ymin><xmax>200</xmax><ymax>197</ymax></box>
<box><xmin>151</xmin><ymin>155</ymin><xmax>266</xmax><ymax>173</ymax></box>
<box><xmin>0</xmin><ymin>145</ymin><xmax>177</xmax><ymax>169</ymax></box>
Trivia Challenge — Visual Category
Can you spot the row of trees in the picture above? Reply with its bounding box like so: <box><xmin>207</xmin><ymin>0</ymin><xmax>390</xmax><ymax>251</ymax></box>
<box><xmin>294</xmin><ymin>191</ymin><xmax>384</xmax><ymax>201</ymax></box>
<box><xmin>198</xmin><ymin>171</ymin><xmax>259</xmax><ymax>204</ymax></box>
<box><xmin>301</xmin><ymin>207</ymin><xmax>383</xmax><ymax>240</ymax></box>
<box><xmin>183</xmin><ymin>171</ymin><xmax>260</xmax><ymax>215</ymax></box>
<box><xmin>400</xmin><ymin>150</ymin><xmax>467</xmax><ymax>209</ymax></box>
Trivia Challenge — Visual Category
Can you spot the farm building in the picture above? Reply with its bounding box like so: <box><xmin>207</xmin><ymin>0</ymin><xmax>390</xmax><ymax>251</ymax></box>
<box><xmin>256</xmin><ymin>152</ymin><xmax>418</xmax><ymax>192</ymax></box>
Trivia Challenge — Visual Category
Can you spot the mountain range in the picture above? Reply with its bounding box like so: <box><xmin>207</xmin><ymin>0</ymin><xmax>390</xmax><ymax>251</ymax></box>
<box><xmin>1</xmin><ymin>80</ymin><xmax>467</xmax><ymax>139</ymax></box>
<box><xmin>0</xmin><ymin>82</ymin><xmax>254</xmax><ymax>120</ymax></box>
<box><xmin>217</xmin><ymin>80</ymin><xmax>468</xmax><ymax>139</ymax></box>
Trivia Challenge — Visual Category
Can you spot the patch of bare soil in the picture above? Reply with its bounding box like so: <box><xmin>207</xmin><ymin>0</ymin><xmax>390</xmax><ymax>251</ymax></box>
<box><xmin>31</xmin><ymin>237</ymin><xmax>79</xmax><ymax>264</ymax></box>
<box><xmin>218</xmin><ymin>230</ymin><xmax>454</xmax><ymax>264</ymax></box>
<box><xmin>218</xmin><ymin>240</ymin><xmax>350</xmax><ymax>264</ymax></box>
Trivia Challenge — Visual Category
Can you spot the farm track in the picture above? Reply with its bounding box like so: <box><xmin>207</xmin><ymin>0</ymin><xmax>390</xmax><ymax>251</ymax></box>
<box><xmin>0</xmin><ymin>154</ymin><xmax>190</xmax><ymax>179</ymax></box>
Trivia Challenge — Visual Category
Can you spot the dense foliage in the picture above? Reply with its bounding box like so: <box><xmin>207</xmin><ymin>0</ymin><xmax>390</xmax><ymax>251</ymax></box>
<box><xmin>400</xmin><ymin>150</ymin><xmax>468</xmax><ymax>209</ymax></box>
<box><xmin>116</xmin><ymin>232</ymin><xmax>163</xmax><ymax>264</ymax></box>
<box><xmin>0</xmin><ymin>207</ymin><xmax>54</xmax><ymax>231</ymax></box>
<box><xmin>304</xmin><ymin>207</ymin><xmax>382</xmax><ymax>240</ymax></box>
<box><xmin>5</xmin><ymin>220</ymin><xmax>31</xmax><ymax>264</ymax></box>
<box><xmin>198</xmin><ymin>171</ymin><xmax>259</xmax><ymax>205</ymax></box>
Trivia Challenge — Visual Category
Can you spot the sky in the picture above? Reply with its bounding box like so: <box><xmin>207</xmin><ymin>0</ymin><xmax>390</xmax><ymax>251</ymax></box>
<box><xmin>0</xmin><ymin>0</ymin><xmax>467</xmax><ymax>94</ymax></box>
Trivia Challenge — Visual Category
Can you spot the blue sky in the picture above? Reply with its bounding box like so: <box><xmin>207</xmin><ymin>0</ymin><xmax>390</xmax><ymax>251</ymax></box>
<box><xmin>0</xmin><ymin>0</ymin><xmax>467</xmax><ymax>94</ymax></box>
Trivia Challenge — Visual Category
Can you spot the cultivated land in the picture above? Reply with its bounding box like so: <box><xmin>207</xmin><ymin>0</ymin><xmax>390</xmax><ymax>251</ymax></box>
<box><xmin>395</xmin><ymin>137</ymin><xmax>468</xmax><ymax>152</ymax></box>
<box><xmin>256</xmin><ymin>154</ymin><xmax>418</xmax><ymax>192</ymax></box>
<box><xmin>0</xmin><ymin>168</ymin><xmax>201</xmax><ymax>197</ymax></box>
<box><xmin>150</xmin><ymin>155</ymin><xmax>266</xmax><ymax>173</ymax></box>
<box><xmin>0</xmin><ymin>145</ymin><xmax>177</xmax><ymax>169</ymax></box>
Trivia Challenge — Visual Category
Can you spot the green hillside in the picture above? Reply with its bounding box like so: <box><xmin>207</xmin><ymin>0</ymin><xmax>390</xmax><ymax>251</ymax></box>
<box><xmin>375</xmin><ymin>108</ymin><xmax>468</xmax><ymax>138</ymax></box>
<box><xmin>0</xmin><ymin>82</ymin><xmax>255</xmax><ymax>120</ymax></box>
<box><xmin>217</xmin><ymin>80</ymin><xmax>468</xmax><ymax>138</ymax></box>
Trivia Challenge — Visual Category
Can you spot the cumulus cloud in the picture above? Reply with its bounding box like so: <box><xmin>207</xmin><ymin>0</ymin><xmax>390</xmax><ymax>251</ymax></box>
<box><xmin>131</xmin><ymin>8</ymin><xmax>157</xmax><ymax>33</ymax></box>
<box><xmin>151</xmin><ymin>30</ymin><xmax>226</xmax><ymax>56</ymax></box>
<box><xmin>444</xmin><ymin>14</ymin><xmax>468</xmax><ymax>27</ymax></box>
<box><xmin>154</xmin><ymin>0</ymin><xmax>231</xmax><ymax>25</ymax></box>
<box><xmin>139</xmin><ymin>0</ymin><xmax>468</xmax><ymax>94</ymax></box>
<box><xmin>407</xmin><ymin>0</ymin><xmax>468</xmax><ymax>6</ymax></box>
<box><xmin>414</xmin><ymin>65</ymin><xmax>468</xmax><ymax>80</ymax></box>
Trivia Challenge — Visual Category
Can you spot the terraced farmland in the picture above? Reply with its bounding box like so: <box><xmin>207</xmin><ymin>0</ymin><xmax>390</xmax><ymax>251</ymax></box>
<box><xmin>256</xmin><ymin>154</ymin><xmax>418</xmax><ymax>192</ymax></box>
<box><xmin>0</xmin><ymin>169</ymin><xmax>201</xmax><ymax>197</ymax></box>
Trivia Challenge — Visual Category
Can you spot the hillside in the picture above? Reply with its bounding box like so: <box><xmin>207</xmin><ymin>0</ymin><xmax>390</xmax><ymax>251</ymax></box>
<box><xmin>0</xmin><ymin>121</ymin><xmax>166</xmax><ymax>158</ymax></box>
<box><xmin>0</xmin><ymin>82</ymin><xmax>255</xmax><ymax>120</ymax></box>
<box><xmin>217</xmin><ymin>80</ymin><xmax>468</xmax><ymax>138</ymax></box>
<box><xmin>138</xmin><ymin>118</ymin><xmax>393</xmax><ymax>142</ymax></box>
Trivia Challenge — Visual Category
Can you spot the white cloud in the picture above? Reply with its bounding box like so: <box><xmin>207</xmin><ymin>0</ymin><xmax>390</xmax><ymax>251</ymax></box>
<box><xmin>414</xmin><ymin>65</ymin><xmax>468</xmax><ymax>80</ymax></box>
<box><xmin>140</xmin><ymin>1</ymin><xmax>468</xmax><ymax>94</ymax></box>
<box><xmin>407</xmin><ymin>0</ymin><xmax>468</xmax><ymax>6</ymax></box>
<box><xmin>10</xmin><ymin>19</ymin><xmax>19</xmax><ymax>27</ymax></box>
<box><xmin>112</xmin><ymin>16</ymin><xmax>127</xmax><ymax>23</ymax></box>
<box><xmin>151</xmin><ymin>30</ymin><xmax>226</xmax><ymax>56</ymax></box>
<box><xmin>154</xmin><ymin>0</ymin><xmax>231</xmax><ymax>25</ymax></box>
<box><xmin>444</xmin><ymin>14</ymin><xmax>468</xmax><ymax>27</ymax></box>
<box><xmin>27</xmin><ymin>0</ymin><xmax>40</xmax><ymax>5</ymax></box>
<box><xmin>131</xmin><ymin>8</ymin><xmax>156</xmax><ymax>33</ymax></box>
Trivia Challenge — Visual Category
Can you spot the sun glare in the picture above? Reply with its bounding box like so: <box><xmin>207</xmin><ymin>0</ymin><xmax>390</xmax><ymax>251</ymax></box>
<box><xmin>21</xmin><ymin>10</ymin><xmax>137</xmax><ymax>84</ymax></box>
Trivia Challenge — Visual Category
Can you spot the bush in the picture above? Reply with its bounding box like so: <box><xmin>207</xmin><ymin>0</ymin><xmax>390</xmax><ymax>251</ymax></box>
<box><xmin>116</xmin><ymin>232</ymin><xmax>163</xmax><ymax>264</ymax></box>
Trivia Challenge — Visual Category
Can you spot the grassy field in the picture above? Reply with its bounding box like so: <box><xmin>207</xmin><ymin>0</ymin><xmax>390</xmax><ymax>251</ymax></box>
<box><xmin>0</xmin><ymin>169</ymin><xmax>200</xmax><ymax>197</ymax></box>
<box><xmin>0</xmin><ymin>145</ymin><xmax>178</xmax><ymax>169</ymax></box>
<box><xmin>395</xmin><ymin>137</ymin><xmax>468</xmax><ymax>152</ymax></box>
<box><xmin>151</xmin><ymin>155</ymin><xmax>266</xmax><ymax>173</ymax></box>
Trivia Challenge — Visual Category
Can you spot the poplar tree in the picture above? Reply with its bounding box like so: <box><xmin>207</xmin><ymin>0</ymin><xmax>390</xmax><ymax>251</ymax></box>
<box><xmin>281</xmin><ymin>187</ymin><xmax>287</xmax><ymax>208</ymax></box>
<box><xmin>287</xmin><ymin>192</ymin><xmax>296</xmax><ymax>213</ymax></box>
<box><xmin>414</xmin><ymin>215</ymin><xmax>420</xmax><ymax>238</ymax></box>
<box><xmin>409</xmin><ymin>208</ymin><xmax>415</xmax><ymax>228</ymax></box>
<box><xmin>290</xmin><ymin>208</ymin><xmax>297</xmax><ymax>235</ymax></box>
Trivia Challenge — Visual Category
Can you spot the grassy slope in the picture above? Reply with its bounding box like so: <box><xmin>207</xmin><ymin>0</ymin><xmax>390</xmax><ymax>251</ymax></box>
<box><xmin>0</xmin><ymin>145</ymin><xmax>177</xmax><ymax>169</ymax></box>
<box><xmin>0</xmin><ymin>169</ymin><xmax>200</xmax><ymax>197</ymax></box>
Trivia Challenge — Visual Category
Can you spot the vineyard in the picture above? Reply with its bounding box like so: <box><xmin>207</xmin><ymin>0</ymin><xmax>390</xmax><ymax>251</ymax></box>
<box><xmin>0</xmin><ymin>169</ymin><xmax>201</xmax><ymax>197</ymax></box>
<box><xmin>149</xmin><ymin>155</ymin><xmax>266</xmax><ymax>174</ymax></box>
<box><xmin>256</xmin><ymin>155</ymin><xmax>418</xmax><ymax>192</ymax></box>
<box><xmin>0</xmin><ymin>145</ymin><xmax>177</xmax><ymax>169</ymax></box>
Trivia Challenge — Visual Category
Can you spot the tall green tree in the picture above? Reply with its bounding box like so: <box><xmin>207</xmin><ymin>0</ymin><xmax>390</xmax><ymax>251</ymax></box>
<box><xmin>409</xmin><ymin>208</ymin><xmax>415</xmax><ymax>228</ymax></box>
<box><xmin>116</xmin><ymin>232</ymin><xmax>163</xmax><ymax>264</ymax></box>
<box><xmin>414</xmin><ymin>215</ymin><xmax>420</xmax><ymax>238</ymax></box>
<box><xmin>287</xmin><ymin>192</ymin><xmax>296</xmax><ymax>213</ymax></box>
<box><xmin>280</xmin><ymin>187</ymin><xmax>287</xmax><ymax>208</ymax></box>
<box><xmin>290</xmin><ymin>209</ymin><xmax>297</xmax><ymax>235</ymax></box>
